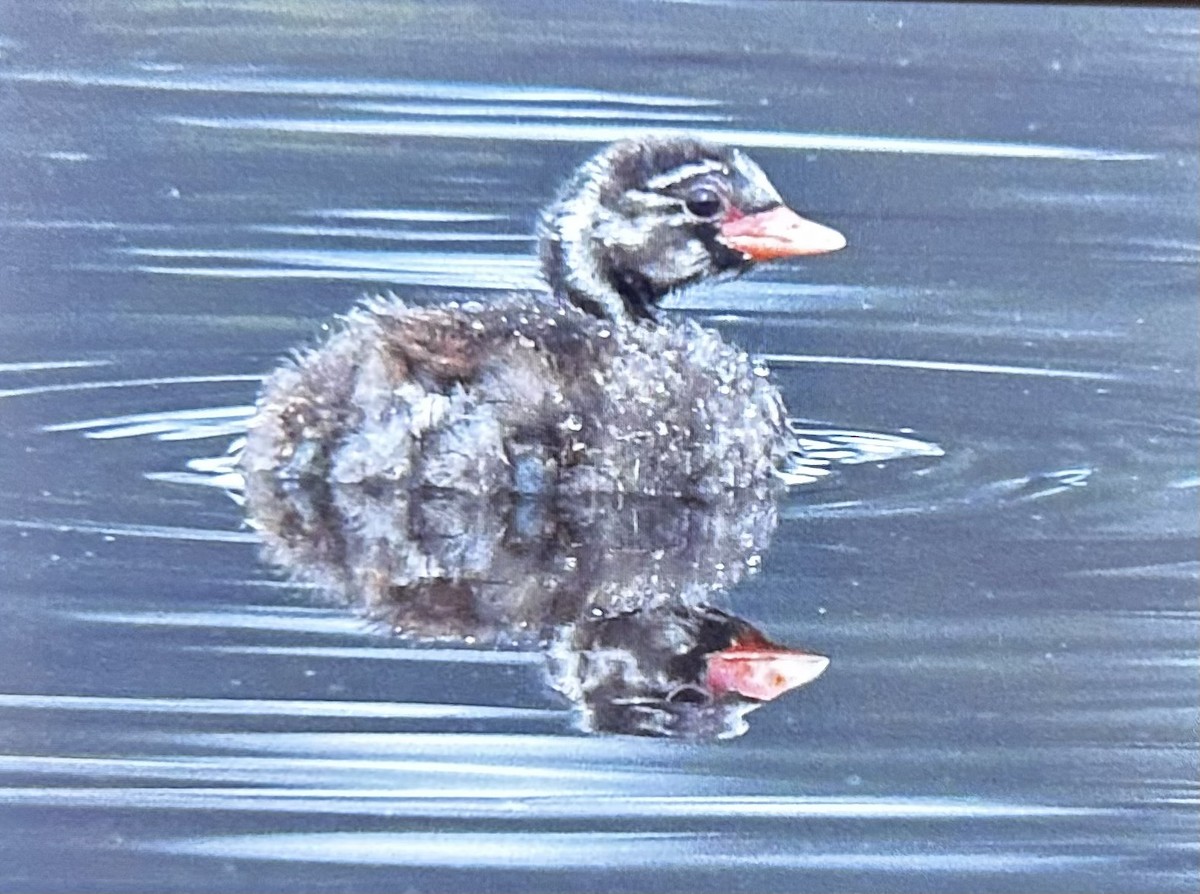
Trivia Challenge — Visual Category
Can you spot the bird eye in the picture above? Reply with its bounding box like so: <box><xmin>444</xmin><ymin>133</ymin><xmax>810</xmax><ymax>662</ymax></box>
<box><xmin>684</xmin><ymin>186</ymin><xmax>724</xmax><ymax>219</ymax></box>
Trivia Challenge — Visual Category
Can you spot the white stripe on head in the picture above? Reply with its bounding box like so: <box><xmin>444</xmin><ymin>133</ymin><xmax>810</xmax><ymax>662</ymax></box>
<box><xmin>645</xmin><ymin>159</ymin><xmax>728</xmax><ymax>190</ymax></box>
<box><xmin>625</xmin><ymin>190</ymin><xmax>684</xmax><ymax>211</ymax></box>
<box><xmin>730</xmin><ymin>149</ymin><xmax>783</xmax><ymax>204</ymax></box>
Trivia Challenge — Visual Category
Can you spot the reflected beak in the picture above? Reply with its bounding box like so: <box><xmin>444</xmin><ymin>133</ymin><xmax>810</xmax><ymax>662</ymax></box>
<box><xmin>706</xmin><ymin>645</ymin><xmax>830</xmax><ymax>702</ymax></box>
<box><xmin>718</xmin><ymin>205</ymin><xmax>847</xmax><ymax>261</ymax></box>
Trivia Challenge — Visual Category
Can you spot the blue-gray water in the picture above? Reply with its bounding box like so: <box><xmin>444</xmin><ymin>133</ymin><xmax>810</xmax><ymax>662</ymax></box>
<box><xmin>1</xmin><ymin>2</ymin><xmax>1197</xmax><ymax>891</ymax></box>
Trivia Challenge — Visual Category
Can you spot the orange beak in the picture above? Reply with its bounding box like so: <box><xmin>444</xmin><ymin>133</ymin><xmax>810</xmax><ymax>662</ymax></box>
<box><xmin>707</xmin><ymin>644</ymin><xmax>830</xmax><ymax>702</ymax></box>
<box><xmin>718</xmin><ymin>205</ymin><xmax>846</xmax><ymax>261</ymax></box>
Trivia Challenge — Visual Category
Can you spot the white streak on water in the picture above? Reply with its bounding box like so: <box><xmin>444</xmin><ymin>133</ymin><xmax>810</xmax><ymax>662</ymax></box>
<box><xmin>143</xmin><ymin>731</ymin><xmax>741</xmax><ymax>780</ymax></box>
<box><xmin>141</xmin><ymin>831</ymin><xmax>1114</xmax><ymax>870</ymax></box>
<box><xmin>129</xmin><ymin>264</ymin><xmax>543</xmax><ymax>289</ymax></box>
<box><xmin>0</xmin><ymin>219</ymin><xmax>161</xmax><ymax>231</ymax></box>
<box><xmin>0</xmin><ymin>359</ymin><xmax>111</xmax><ymax>373</ymax></box>
<box><xmin>151</xmin><ymin>831</ymin><xmax>696</xmax><ymax>868</ymax></box>
<box><xmin>158</xmin><ymin>731</ymin><xmax>673</xmax><ymax>761</ymax></box>
<box><xmin>44</xmin><ymin>405</ymin><xmax>255</xmax><ymax>435</ymax></box>
<box><xmin>307</xmin><ymin>208</ymin><xmax>505</xmax><ymax>223</ymax></box>
<box><xmin>342</xmin><ymin>101</ymin><xmax>731</xmax><ymax>122</ymax></box>
<box><xmin>0</xmin><ymin>788</ymin><xmax>1101</xmax><ymax>820</ymax></box>
<box><xmin>164</xmin><ymin>116</ymin><xmax>1153</xmax><ymax>161</ymax></box>
<box><xmin>1073</xmin><ymin>561</ymin><xmax>1200</xmax><ymax>581</ymax></box>
<box><xmin>0</xmin><ymin>374</ymin><xmax>263</xmax><ymax>399</ymax></box>
<box><xmin>247</xmin><ymin>225</ymin><xmax>531</xmax><ymax>243</ymax></box>
<box><xmin>158</xmin><ymin>423</ymin><xmax>248</xmax><ymax>443</ymax></box>
<box><xmin>80</xmin><ymin>421</ymin><xmax>188</xmax><ymax>440</ymax></box>
<box><xmin>0</xmin><ymin>753</ymin><xmax>640</xmax><ymax>787</ymax></box>
<box><xmin>192</xmin><ymin>645</ymin><xmax>541</xmax><ymax>665</ymax></box>
<box><xmin>0</xmin><ymin>518</ymin><xmax>256</xmax><ymax>544</ymax></box>
<box><xmin>787</xmin><ymin>426</ymin><xmax>945</xmax><ymax>463</ymax></box>
<box><xmin>125</xmin><ymin>246</ymin><xmax>538</xmax><ymax>272</ymax></box>
<box><xmin>64</xmin><ymin>609</ymin><xmax>366</xmax><ymax>635</ymax></box>
<box><xmin>121</xmin><ymin>247</ymin><xmax>543</xmax><ymax>289</ymax></box>
<box><xmin>0</xmin><ymin>693</ymin><xmax>555</xmax><ymax>720</ymax></box>
<box><xmin>2</xmin><ymin>70</ymin><xmax>718</xmax><ymax>107</ymax></box>
<box><xmin>760</xmin><ymin>353</ymin><xmax>1117</xmax><ymax>380</ymax></box>
<box><xmin>145</xmin><ymin>470</ymin><xmax>245</xmax><ymax>489</ymax></box>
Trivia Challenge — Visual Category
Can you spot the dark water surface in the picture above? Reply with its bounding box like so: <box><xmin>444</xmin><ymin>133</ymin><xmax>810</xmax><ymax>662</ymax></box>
<box><xmin>1</xmin><ymin>2</ymin><xmax>1197</xmax><ymax>891</ymax></box>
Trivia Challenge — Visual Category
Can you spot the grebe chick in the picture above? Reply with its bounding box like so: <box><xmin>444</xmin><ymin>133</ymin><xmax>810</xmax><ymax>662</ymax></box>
<box><xmin>240</xmin><ymin>137</ymin><xmax>845</xmax><ymax>498</ymax></box>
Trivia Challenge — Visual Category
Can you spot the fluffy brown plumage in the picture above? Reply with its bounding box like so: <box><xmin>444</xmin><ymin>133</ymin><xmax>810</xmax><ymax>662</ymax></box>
<box><xmin>240</xmin><ymin>137</ymin><xmax>844</xmax><ymax>498</ymax></box>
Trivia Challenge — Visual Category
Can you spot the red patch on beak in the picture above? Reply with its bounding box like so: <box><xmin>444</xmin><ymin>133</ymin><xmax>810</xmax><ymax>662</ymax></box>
<box><xmin>718</xmin><ymin>205</ymin><xmax>846</xmax><ymax>261</ymax></box>
<box><xmin>707</xmin><ymin>643</ymin><xmax>830</xmax><ymax>702</ymax></box>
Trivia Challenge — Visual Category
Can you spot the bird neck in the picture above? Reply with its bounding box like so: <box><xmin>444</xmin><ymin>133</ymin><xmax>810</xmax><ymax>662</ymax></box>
<box><xmin>539</xmin><ymin>198</ymin><xmax>663</xmax><ymax>323</ymax></box>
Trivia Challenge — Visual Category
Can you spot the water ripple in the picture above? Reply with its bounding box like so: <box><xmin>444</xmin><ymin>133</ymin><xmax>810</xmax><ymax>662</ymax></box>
<box><xmin>0</xmin><ymin>787</ymin><xmax>1101</xmax><ymax>820</ymax></box>
<box><xmin>121</xmin><ymin>247</ymin><xmax>542</xmax><ymax>289</ymax></box>
<box><xmin>193</xmin><ymin>645</ymin><xmax>542</xmax><ymax>665</ymax></box>
<box><xmin>0</xmin><ymin>517</ymin><xmax>256</xmax><ymax>544</ymax></box>
<box><xmin>788</xmin><ymin>426</ymin><xmax>944</xmax><ymax>464</ymax></box>
<box><xmin>0</xmin><ymin>374</ymin><xmax>262</xmax><ymax>400</ymax></box>
<box><xmin>45</xmin><ymin>404</ymin><xmax>256</xmax><ymax>440</ymax></box>
<box><xmin>759</xmin><ymin>353</ymin><xmax>1118</xmax><ymax>381</ymax></box>
<box><xmin>0</xmin><ymin>359</ymin><xmax>111</xmax><ymax>373</ymax></box>
<box><xmin>247</xmin><ymin>225</ymin><xmax>531</xmax><ymax>243</ymax></box>
<box><xmin>64</xmin><ymin>608</ymin><xmax>363</xmax><ymax>636</ymax></box>
<box><xmin>777</xmin><ymin>425</ymin><xmax>944</xmax><ymax>486</ymax></box>
<box><xmin>341</xmin><ymin>101</ymin><xmax>731</xmax><ymax>122</ymax></box>
<box><xmin>2</xmin><ymin>69</ymin><xmax>719</xmax><ymax>107</ymax></box>
<box><xmin>164</xmin><ymin>116</ymin><xmax>1153</xmax><ymax>161</ymax></box>
<box><xmin>141</xmin><ymin>830</ymin><xmax>1116</xmax><ymax>871</ymax></box>
<box><xmin>306</xmin><ymin>208</ymin><xmax>506</xmax><ymax>223</ymax></box>
<box><xmin>0</xmin><ymin>693</ymin><xmax>554</xmax><ymax>720</ymax></box>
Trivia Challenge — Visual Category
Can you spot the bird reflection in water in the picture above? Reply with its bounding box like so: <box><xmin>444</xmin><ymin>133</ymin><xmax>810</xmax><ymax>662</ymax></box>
<box><xmin>243</xmin><ymin>474</ymin><xmax>828</xmax><ymax>739</ymax></box>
